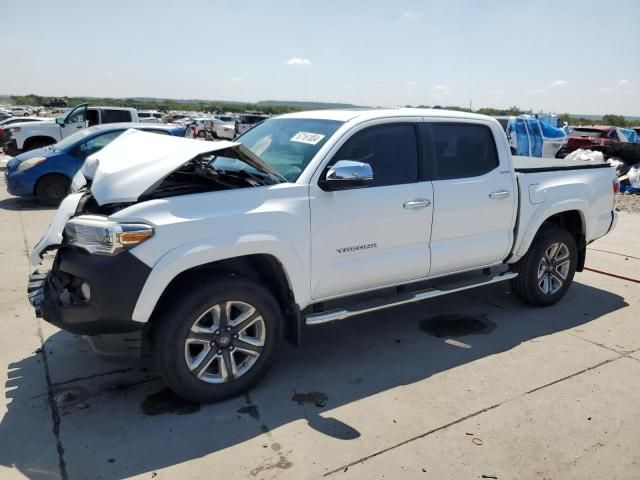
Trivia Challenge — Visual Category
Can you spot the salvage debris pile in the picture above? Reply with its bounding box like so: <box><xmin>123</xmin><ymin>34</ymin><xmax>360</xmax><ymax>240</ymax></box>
<box><xmin>605</xmin><ymin>143</ymin><xmax>640</xmax><ymax>194</ymax></box>
<box><xmin>565</xmin><ymin>144</ymin><xmax>640</xmax><ymax>194</ymax></box>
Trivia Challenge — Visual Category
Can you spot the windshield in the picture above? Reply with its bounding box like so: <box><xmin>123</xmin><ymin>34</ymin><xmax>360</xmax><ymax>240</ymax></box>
<box><xmin>232</xmin><ymin>118</ymin><xmax>343</xmax><ymax>181</ymax></box>
<box><xmin>53</xmin><ymin>126</ymin><xmax>105</xmax><ymax>150</ymax></box>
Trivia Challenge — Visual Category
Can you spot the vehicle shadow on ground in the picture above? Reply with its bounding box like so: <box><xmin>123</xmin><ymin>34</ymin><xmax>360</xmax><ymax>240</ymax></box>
<box><xmin>0</xmin><ymin>196</ymin><xmax>54</xmax><ymax>211</ymax></box>
<box><xmin>0</xmin><ymin>280</ymin><xmax>628</xmax><ymax>479</ymax></box>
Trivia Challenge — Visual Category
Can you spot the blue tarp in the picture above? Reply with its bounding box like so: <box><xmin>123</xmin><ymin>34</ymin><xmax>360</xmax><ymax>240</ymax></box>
<box><xmin>619</xmin><ymin>128</ymin><xmax>640</xmax><ymax>143</ymax></box>
<box><xmin>505</xmin><ymin>115</ymin><xmax>568</xmax><ymax>157</ymax></box>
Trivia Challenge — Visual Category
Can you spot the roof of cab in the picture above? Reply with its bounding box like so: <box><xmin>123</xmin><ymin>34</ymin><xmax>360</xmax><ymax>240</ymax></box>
<box><xmin>277</xmin><ymin>108</ymin><xmax>498</xmax><ymax>124</ymax></box>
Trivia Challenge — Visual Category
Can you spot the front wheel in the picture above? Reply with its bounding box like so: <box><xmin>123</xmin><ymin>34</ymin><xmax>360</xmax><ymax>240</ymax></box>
<box><xmin>153</xmin><ymin>275</ymin><xmax>283</xmax><ymax>403</ymax></box>
<box><xmin>35</xmin><ymin>174</ymin><xmax>70</xmax><ymax>206</ymax></box>
<box><xmin>510</xmin><ymin>225</ymin><xmax>577</xmax><ymax>306</ymax></box>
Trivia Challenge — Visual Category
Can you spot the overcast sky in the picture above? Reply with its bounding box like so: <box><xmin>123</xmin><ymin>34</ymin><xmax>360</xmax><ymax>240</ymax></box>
<box><xmin>2</xmin><ymin>0</ymin><xmax>639</xmax><ymax>115</ymax></box>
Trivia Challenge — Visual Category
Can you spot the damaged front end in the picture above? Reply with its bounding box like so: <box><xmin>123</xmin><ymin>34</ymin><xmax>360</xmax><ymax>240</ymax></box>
<box><xmin>28</xmin><ymin>129</ymin><xmax>281</xmax><ymax>357</ymax></box>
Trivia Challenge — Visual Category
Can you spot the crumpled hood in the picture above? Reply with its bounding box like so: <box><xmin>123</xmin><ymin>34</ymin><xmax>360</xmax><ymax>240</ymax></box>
<box><xmin>78</xmin><ymin>129</ymin><xmax>241</xmax><ymax>205</ymax></box>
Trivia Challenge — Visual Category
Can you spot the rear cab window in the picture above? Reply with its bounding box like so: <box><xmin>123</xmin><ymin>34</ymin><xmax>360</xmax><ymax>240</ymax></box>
<box><xmin>429</xmin><ymin>123</ymin><xmax>499</xmax><ymax>179</ymax></box>
<box><xmin>102</xmin><ymin>109</ymin><xmax>133</xmax><ymax>123</ymax></box>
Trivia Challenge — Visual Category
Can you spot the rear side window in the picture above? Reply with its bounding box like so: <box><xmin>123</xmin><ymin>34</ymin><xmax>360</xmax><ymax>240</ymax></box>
<box><xmin>431</xmin><ymin>123</ymin><xmax>499</xmax><ymax>179</ymax></box>
<box><xmin>333</xmin><ymin>124</ymin><xmax>419</xmax><ymax>187</ymax></box>
<box><xmin>102</xmin><ymin>109</ymin><xmax>132</xmax><ymax>123</ymax></box>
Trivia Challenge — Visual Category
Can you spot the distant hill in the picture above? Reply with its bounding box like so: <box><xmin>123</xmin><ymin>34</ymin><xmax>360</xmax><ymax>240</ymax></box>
<box><xmin>572</xmin><ymin>113</ymin><xmax>640</xmax><ymax>121</ymax></box>
<box><xmin>257</xmin><ymin>100</ymin><xmax>363</xmax><ymax>110</ymax></box>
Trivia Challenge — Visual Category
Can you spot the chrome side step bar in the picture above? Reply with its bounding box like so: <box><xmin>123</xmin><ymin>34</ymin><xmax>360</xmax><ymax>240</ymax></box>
<box><xmin>305</xmin><ymin>272</ymin><xmax>518</xmax><ymax>326</ymax></box>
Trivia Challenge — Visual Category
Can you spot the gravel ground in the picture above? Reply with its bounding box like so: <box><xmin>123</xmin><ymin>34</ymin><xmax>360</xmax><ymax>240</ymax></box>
<box><xmin>617</xmin><ymin>193</ymin><xmax>640</xmax><ymax>213</ymax></box>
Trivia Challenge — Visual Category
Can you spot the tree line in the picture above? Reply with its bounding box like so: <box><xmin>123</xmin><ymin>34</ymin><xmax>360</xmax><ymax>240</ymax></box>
<box><xmin>4</xmin><ymin>94</ymin><xmax>639</xmax><ymax>126</ymax></box>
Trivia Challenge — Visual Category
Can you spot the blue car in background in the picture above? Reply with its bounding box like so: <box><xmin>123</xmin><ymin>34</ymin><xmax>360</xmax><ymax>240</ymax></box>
<box><xmin>4</xmin><ymin>123</ymin><xmax>187</xmax><ymax>205</ymax></box>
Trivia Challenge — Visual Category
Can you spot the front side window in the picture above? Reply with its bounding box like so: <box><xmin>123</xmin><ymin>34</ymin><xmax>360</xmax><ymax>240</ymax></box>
<box><xmin>80</xmin><ymin>130</ymin><xmax>124</xmax><ymax>154</ymax></box>
<box><xmin>432</xmin><ymin>123</ymin><xmax>499</xmax><ymax>179</ymax></box>
<box><xmin>331</xmin><ymin>124</ymin><xmax>419</xmax><ymax>187</ymax></box>
<box><xmin>66</xmin><ymin>106</ymin><xmax>86</xmax><ymax>124</ymax></box>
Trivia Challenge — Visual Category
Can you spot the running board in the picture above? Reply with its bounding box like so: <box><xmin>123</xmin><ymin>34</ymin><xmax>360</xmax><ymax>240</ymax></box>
<box><xmin>305</xmin><ymin>272</ymin><xmax>518</xmax><ymax>326</ymax></box>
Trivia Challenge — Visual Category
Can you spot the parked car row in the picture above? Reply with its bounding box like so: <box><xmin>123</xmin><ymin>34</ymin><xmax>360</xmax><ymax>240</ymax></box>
<box><xmin>1</xmin><ymin>103</ymin><xmax>274</xmax><ymax>156</ymax></box>
<box><xmin>4</xmin><ymin>123</ymin><xmax>187</xmax><ymax>205</ymax></box>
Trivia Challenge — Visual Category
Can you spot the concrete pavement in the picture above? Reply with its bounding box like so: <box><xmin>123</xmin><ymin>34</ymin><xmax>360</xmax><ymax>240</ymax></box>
<box><xmin>0</xmin><ymin>178</ymin><xmax>638</xmax><ymax>479</ymax></box>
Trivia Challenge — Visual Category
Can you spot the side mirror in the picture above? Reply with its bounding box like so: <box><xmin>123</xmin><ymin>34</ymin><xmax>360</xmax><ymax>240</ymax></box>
<box><xmin>322</xmin><ymin>160</ymin><xmax>373</xmax><ymax>191</ymax></box>
<box><xmin>55</xmin><ymin>117</ymin><xmax>64</xmax><ymax>126</ymax></box>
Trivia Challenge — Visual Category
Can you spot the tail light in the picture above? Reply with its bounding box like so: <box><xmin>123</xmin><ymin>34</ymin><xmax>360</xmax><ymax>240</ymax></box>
<box><xmin>613</xmin><ymin>178</ymin><xmax>620</xmax><ymax>209</ymax></box>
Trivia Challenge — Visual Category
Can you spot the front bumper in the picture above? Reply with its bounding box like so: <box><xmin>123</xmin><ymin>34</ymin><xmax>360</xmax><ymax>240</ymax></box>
<box><xmin>4</xmin><ymin>168</ymin><xmax>34</xmax><ymax>197</ymax></box>
<box><xmin>29</xmin><ymin>246</ymin><xmax>151</xmax><ymax>336</ymax></box>
<box><xmin>3</xmin><ymin>139</ymin><xmax>19</xmax><ymax>157</ymax></box>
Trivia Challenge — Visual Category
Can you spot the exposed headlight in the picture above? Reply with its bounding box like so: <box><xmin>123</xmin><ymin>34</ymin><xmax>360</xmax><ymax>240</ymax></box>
<box><xmin>16</xmin><ymin>156</ymin><xmax>47</xmax><ymax>172</ymax></box>
<box><xmin>64</xmin><ymin>215</ymin><xmax>154</xmax><ymax>255</ymax></box>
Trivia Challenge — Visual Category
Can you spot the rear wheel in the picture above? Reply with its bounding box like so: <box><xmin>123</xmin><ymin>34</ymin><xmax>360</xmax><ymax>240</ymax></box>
<box><xmin>35</xmin><ymin>174</ymin><xmax>70</xmax><ymax>206</ymax></box>
<box><xmin>510</xmin><ymin>225</ymin><xmax>577</xmax><ymax>306</ymax></box>
<box><xmin>153</xmin><ymin>275</ymin><xmax>283</xmax><ymax>403</ymax></box>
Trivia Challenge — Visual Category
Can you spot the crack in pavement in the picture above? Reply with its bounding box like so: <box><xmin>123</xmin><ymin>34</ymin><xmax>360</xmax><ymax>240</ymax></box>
<box><xmin>324</xmin><ymin>355</ymin><xmax>624</xmax><ymax>477</ymax></box>
<box><xmin>37</xmin><ymin>323</ymin><xmax>69</xmax><ymax>480</ymax></box>
<box><xmin>51</xmin><ymin>368</ymin><xmax>134</xmax><ymax>388</ymax></box>
<box><xmin>587</xmin><ymin>247</ymin><xmax>640</xmax><ymax>261</ymax></box>
<box><xmin>18</xmin><ymin>200</ymin><xmax>69</xmax><ymax>480</ymax></box>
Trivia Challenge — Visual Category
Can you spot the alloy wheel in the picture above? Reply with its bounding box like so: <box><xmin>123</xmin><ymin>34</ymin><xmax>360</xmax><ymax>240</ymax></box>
<box><xmin>537</xmin><ymin>242</ymin><xmax>571</xmax><ymax>295</ymax></box>
<box><xmin>184</xmin><ymin>301</ymin><xmax>266</xmax><ymax>384</ymax></box>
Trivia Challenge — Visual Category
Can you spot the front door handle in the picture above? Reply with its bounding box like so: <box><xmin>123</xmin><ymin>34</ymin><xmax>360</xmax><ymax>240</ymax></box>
<box><xmin>489</xmin><ymin>190</ymin><xmax>510</xmax><ymax>200</ymax></box>
<box><xmin>403</xmin><ymin>198</ymin><xmax>431</xmax><ymax>209</ymax></box>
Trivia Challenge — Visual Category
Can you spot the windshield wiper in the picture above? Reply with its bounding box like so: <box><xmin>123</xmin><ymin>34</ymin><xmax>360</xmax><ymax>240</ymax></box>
<box><xmin>210</xmin><ymin>167</ymin><xmax>274</xmax><ymax>186</ymax></box>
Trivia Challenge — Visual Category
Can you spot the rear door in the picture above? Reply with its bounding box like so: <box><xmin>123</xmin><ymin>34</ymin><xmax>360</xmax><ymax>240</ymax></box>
<box><xmin>425</xmin><ymin>121</ymin><xmax>517</xmax><ymax>276</ymax></box>
<box><xmin>309</xmin><ymin>120</ymin><xmax>433</xmax><ymax>299</ymax></box>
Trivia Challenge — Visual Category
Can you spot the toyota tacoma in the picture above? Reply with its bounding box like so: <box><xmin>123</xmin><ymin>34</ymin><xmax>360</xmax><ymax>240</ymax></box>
<box><xmin>28</xmin><ymin>109</ymin><xmax>619</xmax><ymax>402</ymax></box>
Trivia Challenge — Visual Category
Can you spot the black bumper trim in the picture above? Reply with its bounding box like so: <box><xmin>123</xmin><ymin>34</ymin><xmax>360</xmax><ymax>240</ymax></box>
<box><xmin>32</xmin><ymin>247</ymin><xmax>152</xmax><ymax>336</ymax></box>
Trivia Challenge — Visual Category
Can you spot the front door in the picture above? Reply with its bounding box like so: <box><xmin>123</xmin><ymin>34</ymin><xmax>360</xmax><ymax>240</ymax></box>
<box><xmin>309</xmin><ymin>121</ymin><xmax>433</xmax><ymax>300</ymax></box>
<box><xmin>62</xmin><ymin>104</ymin><xmax>88</xmax><ymax>138</ymax></box>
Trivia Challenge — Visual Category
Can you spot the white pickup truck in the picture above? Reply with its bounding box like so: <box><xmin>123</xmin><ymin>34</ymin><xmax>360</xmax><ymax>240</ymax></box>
<box><xmin>28</xmin><ymin>108</ymin><xmax>618</xmax><ymax>402</ymax></box>
<box><xmin>4</xmin><ymin>103</ymin><xmax>139</xmax><ymax>155</ymax></box>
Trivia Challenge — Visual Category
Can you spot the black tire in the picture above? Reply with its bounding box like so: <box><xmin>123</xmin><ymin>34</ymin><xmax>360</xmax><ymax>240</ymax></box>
<box><xmin>510</xmin><ymin>225</ymin><xmax>577</xmax><ymax>307</ymax></box>
<box><xmin>197</xmin><ymin>130</ymin><xmax>206</xmax><ymax>138</ymax></box>
<box><xmin>153</xmin><ymin>274</ymin><xmax>283</xmax><ymax>403</ymax></box>
<box><xmin>555</xmin><ymin>148</ymin><xmax>568</xmax><ymax>159</ymax></box>
<box><xmin>35</xmin><ymin>174</ymin><xmax>70</xmax><ymax>206</ymax></box>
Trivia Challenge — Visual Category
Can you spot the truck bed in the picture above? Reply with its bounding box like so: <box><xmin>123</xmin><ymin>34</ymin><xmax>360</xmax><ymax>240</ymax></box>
<box><xmin>513</xmin><ymin>155</ymin><xmax>612</xmax><ymax>173</ymax></box>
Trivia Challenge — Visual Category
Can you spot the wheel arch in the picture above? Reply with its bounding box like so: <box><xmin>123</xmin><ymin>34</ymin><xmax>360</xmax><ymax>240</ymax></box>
<box><xmin>23</xmin><ymin>135</ymin><xmax>57</xmax><ymax>151</ymax></box>
<box><xmin>516</xmin><ymin>208</ymin><xmax>586</xmax><ymax>271</ymax></box>
<box><xmin>144</xmin><ymin>254</ymin><xmax>302</xmax><ymax>346</ymax></box>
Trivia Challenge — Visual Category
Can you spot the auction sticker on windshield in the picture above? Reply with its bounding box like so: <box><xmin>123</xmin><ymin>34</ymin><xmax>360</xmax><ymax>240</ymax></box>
<box><xmin>291</xmin><ymin>132</ymin><xmax>326</xmax><ymax>145</ymax></box>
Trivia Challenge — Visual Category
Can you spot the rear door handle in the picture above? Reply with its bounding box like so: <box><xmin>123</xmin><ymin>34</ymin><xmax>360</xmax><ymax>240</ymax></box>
<box><xmin>403</xmin><ymin>198</ymin><xmax>431</xmax><ymax>209</ymax></box>
<box><xmin>489</xmin><ymin>190</ymin><xmax>510</xmax><ymax>200</ymax></box>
